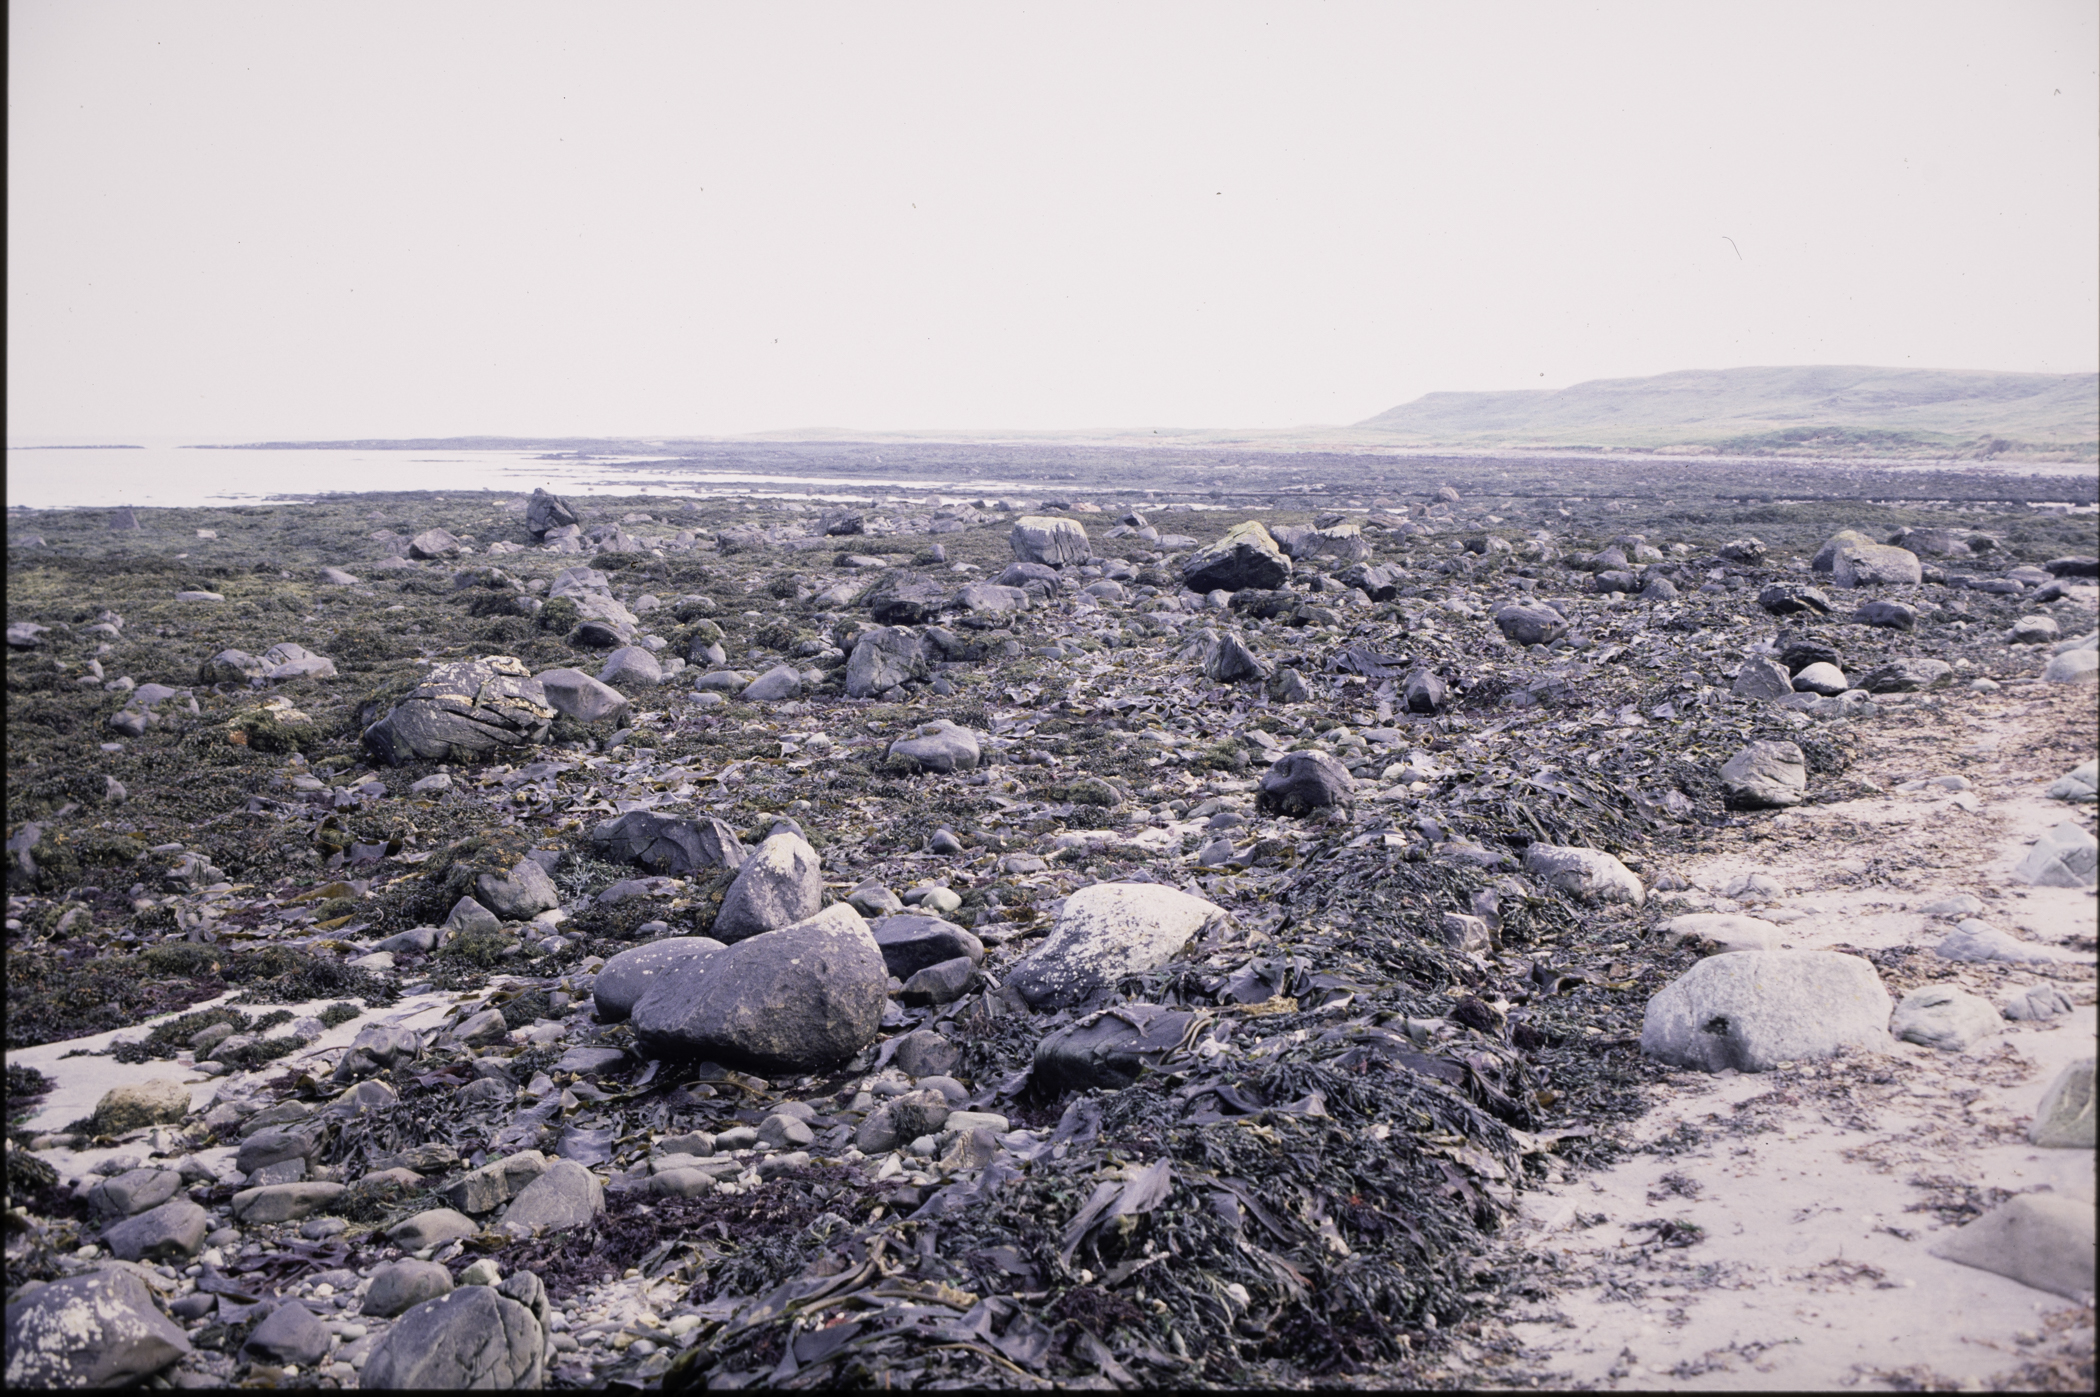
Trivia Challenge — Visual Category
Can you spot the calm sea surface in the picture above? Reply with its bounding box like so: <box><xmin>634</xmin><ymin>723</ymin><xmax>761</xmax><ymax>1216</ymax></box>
<box><xmin>3</xmin><ymin>443</ymin><xmax>1111</xmax><ymax>510</ymax></box>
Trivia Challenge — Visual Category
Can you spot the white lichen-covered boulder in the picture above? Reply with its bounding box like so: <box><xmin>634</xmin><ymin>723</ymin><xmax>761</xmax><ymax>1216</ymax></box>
<box><xmin>1640</xmin><ymin>950</ymin><xmax>1893</xmax><ymax>1072</ymax></box>
<box><xmin>1006</xmin><ymin>883</ymin><xmax>1231</xmax><ymax>1009</ymax></box>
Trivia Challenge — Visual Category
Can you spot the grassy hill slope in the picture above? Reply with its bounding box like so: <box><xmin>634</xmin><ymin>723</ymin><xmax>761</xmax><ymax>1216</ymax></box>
<box><xmin>1355</xmin><ymin>365</ymin><xmax>2098</xmax><ymax>456</ymax></box>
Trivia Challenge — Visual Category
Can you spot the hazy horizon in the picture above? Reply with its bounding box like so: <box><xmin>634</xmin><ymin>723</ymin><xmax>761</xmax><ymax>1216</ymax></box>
<box><xmin>10</xmin><ymin>2</ymin><xmax>2097</xmax><ymax>444</ymax></box>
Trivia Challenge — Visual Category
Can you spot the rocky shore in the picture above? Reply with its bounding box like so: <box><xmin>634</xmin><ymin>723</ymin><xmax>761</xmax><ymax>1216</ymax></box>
<box><xmin>4</xmin><ymin>474</ymin><xmax>2095</xmax><ymax>1388</ymax></box>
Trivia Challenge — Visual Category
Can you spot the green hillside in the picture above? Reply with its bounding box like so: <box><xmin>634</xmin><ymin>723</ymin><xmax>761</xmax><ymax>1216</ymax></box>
<box><xmin>1355</xmin><ymin>365</ymin><xmax>2099</xmax><ymax>457</ymax></box>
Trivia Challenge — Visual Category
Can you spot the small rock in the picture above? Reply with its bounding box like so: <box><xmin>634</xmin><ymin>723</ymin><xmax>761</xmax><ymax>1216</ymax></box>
<box><xmin>89</xmin><ymin>1079</ymin><xmax>190</xmax><ymax>1135</ymax></box>
<box><xmin>1257</xmin><ymin>750</ymin><xmax>1354</xmax><ymax>816</ymax></box>
<box><xmin>536</xmin><ymin>667</ymin><xmax>632</xmax><ymax>724</ymax></box>
<box><xmin>1523</xmin><ymin>844</ymin><xmax>1645</xmax><ymax>906</ymax></box>
<box><xmin>1858</xmin><ymin>658</ymin><xmax>1952</xmax><ymax>693</ymax></box>
<box><xmin>1034</xmin><ymin>1003</ymin><xmax>1205</xmax><ymax>1093</ymax></box>
<box><xmin>900</xmin><ymin>956</ymin><xmax>977</xmax><ymax>1006</ymax></box>
<box><xmin>2012</xmin><ymin>822</ymin><xmax>2099</xmax><ymax>888</ymax></box>
<box><xmin>230</xmin><ymin>1181</ymin><xmax>346</xmax><ymax>1224</ymax></box>
<box><xmin>1662</xmin><ymin>914</ymin><xmax>1781</xmax><ymax>954</ymax></box>
<box><xmin>1719</xmin><ymin>740</ymin><xmax>1807</xmax><ymax>809</ymax></box>
<box><xmin>2045</xmin><ymin>759</ymin><xmax>2099</xmax><ymax>803</ymax></box>
<box><xmin>100</xmin><ymin>1198</ymin><xmax>209</xmax><ymax>1262</ymax></box>
<box><xmin>2042</xmin><ymin>647</ymin><xmax>2098</xmax><ymax>684</ymax></box>
<box><xmin>711</xmin><ymin>829</ymin><xmax>824</xmax><ymax>941</ymax></box>
<box><xmin>888</xmin><ymin>720</ymin><xmax>980</xmax><ymax>773</ymax></box>
<box><xmin>871</xmin><ymin>914</ymin><xmax>985</xmax><ymax>979</ymax></box>
<box><xmin>359</xmin><ymin>1286</ymin><xmax>545</xmax><ymax>1389</ymax></box>
<box><xmin>243</xmin><ymin>1301</ymin><xmax>330</xmax><ymax>1367</ymax></box>
<box><xmin>1890</xmin><ymin>985</ymin><xmax>2002</xmax><ymax>1051</ymax></box>
<box><xmin>891</xmin><ymin>1029</ymin><xmax>960</xmax><ymax>1079</ymax></box>
<box><xmin>1731</xmin><ymin>656</ymin><xmax>1794</xmax><ymax>700</ymax></box>
<box><xmin>500</xmin><ymin>1158</ymin><xmax>603</xmax><ymax>1234</ymax></box>
<box><xmin>1790</xmin><ymin>662</ymin><xmax>1848</xmax><ymax>696</ymax></box>
<box><xmin>385</xmin><ymin>1208</ymin><xmax>481</xmax><ymax>1250</ymax></box>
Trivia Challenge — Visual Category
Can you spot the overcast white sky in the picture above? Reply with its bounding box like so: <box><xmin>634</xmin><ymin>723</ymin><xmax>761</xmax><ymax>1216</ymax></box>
<box><xmin>8</xmin><ymin>1</ymin><xmax>2096</xmax><ymax>442</ymax></box>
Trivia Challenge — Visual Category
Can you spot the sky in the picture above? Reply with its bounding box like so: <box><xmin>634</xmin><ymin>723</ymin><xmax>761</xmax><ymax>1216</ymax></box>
<box><xmin>8</xmin><ymin>0</ymin><xmax>2097</xmax><ymax>443</ymax></box>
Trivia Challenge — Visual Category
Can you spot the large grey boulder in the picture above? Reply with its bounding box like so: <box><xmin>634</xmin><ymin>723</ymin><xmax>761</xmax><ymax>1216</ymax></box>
<box><xmin>1810</xmin><ymin>529</ymin><xmax>1876</xmax><ymax>573</ymax></box>
<box><xmin>2012</xmin><ymin>822</ymin><xmax>2099</xmax><ymax>888</ymax></box>
<box><xmin>1256</xmin><ymin>751</ymin><xmax>1354</xmax><ymax>816</ymax></box>
<box><xmin>590</xmin><ymin>811</ymin><xmax>745</xmax><ymax>876</ymax></box>
<box><xmin>101</xmin><ymin>1198</ymin><xmax>209</xmax><ymax>1262</ymax></box>
<box><xmin>742</xmin><ymin>664</ymin><xmax>804</xmax><ymax>702</ymax></box>
<box><xmin>535</xmin><ymin>667</ymin><xmax>631</xmax><ymax>723</ymax></box>
<box><xmin>361</xmin><ymin>656</ymin><xmax>555</xmax><ymax>765</ymax></box>
<box><xmin>1493</xmin><ymin>602</ymin><xmax>1568</xmax><ymax>647</ymax></box>
<box><xmin>864</xmin><ymin>573</ymin><xmax>950</xmax><ymax>625</ymax></box>
<box><xmin>1720</xmin><ymin>740</ymin><xmax>1807</xmax><ymax>809</ymax></box>
<box><xmin>1006</xmin><ymin>883</ymin><xmax>1230</xmax><ymax>1009</ymax></box>
<box><xmin>359</xmin><ymin>1285</ymin><xmax>545</xmax><ymax>1389</ymax></box>
<box><xmin>440</xmin><ymin>1152</ymin><xmax>549</xmax><ymax>1215</ymax></box>
<box><xmin>1182</xmin><ymin>521</ymin><xmax>1292</xmax><ymax>593</ymax></box>
<box><xmin>1640</xmin><ymin>950</ymin><xmax>1893</xmax><ymax>1072</ymax></box>
<box><xmin>1890</xmin><ymin>985</ymin><xmax>2001</xmax><ymax>1051</ymax></box>
<box><xmin>887</xmin><ymin>719</ymin><xmax>980</xmax><ymax>773</ymax></box>
<box><xmin>3</xmin><ymin>1268</ymin><xmax>191</xmax><ymax>1388</ymax></box>
<box><xmin>1523</xmin><ymin>844</ymin><xmax>1645</xmax><ymax>906</ymax></box>
<box><xmin>592</xmin><ymin>937</ymin><xmax>727</xmax><ymax>1020</ymax></box>
<box><xmin>500</xmin><ymin>1158</ymin><xmax>603</xmax><ymax>1234</ymax></box>
<box><xmin>631</xmin><ymin>903</ymin><xmax>887</xmax><ymax>1073</ymax></box>
<box><xmin>1731</xmin><ymin>656</ymin><xmax>1794</xmax><ymax>700</ymax></box>
<box><xmin>1832</xmin><ymin>542</ymin><xmax>1922</xmax><ymax>587</ymax></box>
<box><xmin>2029</xmin><ymin>1058</ymin><xmax>2095</xmax><ymax>1148</ymax></box>
<box><xmin>1935</xmin><ymin>918</ymin><xmax>2057</xmax><ymax>963</ymax></box>
<box><xmin>1202</xmin><ymin>633</ymin><xmax>1272</xmax><ymax>684</ymax></box>
<box><xmin>1858</xmin><ymin>658</ymin><xmax>1952</xmax><ymax>693</ymax></box>
<box><xmin>846</xmin><ymin>626</ymin><xmax>927</xmax><ymax>698</ymax></box>
<box><xmin>711</xmin><ymin>830</ymin><xmax>823</xmax><ymax>942</ymax></box>
<box><xmin>408</xmin><ymin>528</ymin><xmax>464</xmax><ymax>560</ymax></box>
<box><xmin>243</xmin><ymin>1301</ymin><xmax>330</xmax><ymax>1367</ymax></box>
<box><xmin>956</xmin><ymin>581</ymin><xmax>1028</xmax><ymax>615</ymax></box>
<box><xmin>526</xmin><ymin>487</ymin><xmax>579</xmax><ymax>539</ymax></box>
<box><xmin>870</xmin><ymin>914</ymin><xmax>985</xmax><ymax>979</ymax></box>
<box><xmin>1033</xmin><ymin>1004</ymin><xmax>1206</xmax><ymax>1094</ymax></box>
<box><xmin>475</xmin><ymin>855</ymin><xmax>561</xmax><ymax>919</ymax></box>
<box><xmin>88</xmin><ymin>1168</ymin><xmax>183</xmax><ymax>1220</ymax></box>
<box><xmin>2042</xmin><ymin>647</ymin><xmax>2098</xmax><ymax>684</ymax></box>
<box><xmin>598</xmin><ymin>646</ymin><xmax>664</xmax><ymax>688</ymax></box>
<box><xmin>1010</xmin><ymin>516</ymin><xmax>1091</xmax><ymax>566</ymax></box>
<box><xmin>1928</xmin><ymin>1194</ymin><xmax>2096</xmax><ymax>1300</ymax></box>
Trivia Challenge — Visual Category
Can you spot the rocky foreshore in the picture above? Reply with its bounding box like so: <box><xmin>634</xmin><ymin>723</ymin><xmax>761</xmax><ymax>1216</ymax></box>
<box><xmin>4</xmin><ymin>477</ymin><xmax>2095</xmax><ymax>1388</ymax></box>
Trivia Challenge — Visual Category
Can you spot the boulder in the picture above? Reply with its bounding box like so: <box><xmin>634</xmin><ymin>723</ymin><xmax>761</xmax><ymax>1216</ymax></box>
<box><xmin>1402</xmin><ymin>667</ymin><xmax>1447</xmax><ymax>714</ymax></box>
<box><xmin>1717</xmin><ymin>538</ymin><xmax>1767</xmax><ymax>565</ymax></box>
<box><xmin>526</xmin><ymin>488</ymin><xmax>579</xmax><ymax>539</ymax></box>
<box><xmin>1756</xmin><ymin>583</ymin><xmax>1833</xmax><ymax>616</ymax></box>
<box><xmin>995</xmin><ymin>562</ymin><xmax>1063</xmax><ymax>592</ymax></box>
<box><xmin>1928</xmin><ymin>1194</ymin><xmax>2096</xmax><ymax>1301</ymax></box>
<box><xmin>887</xmin><ymin>719</ymin><xmax>980</xmax><ymax>773</ymax></box>
<box><xmin>1852</xmin><ymin>600</ymin><xmax>1916</xmax><ymax>630</ymax></box>
<box><xmin>440</xmin><ymin>1152</ymin><xmax>549</xmax><ymax>1215</ymax></box>
<box><xmin>846</xmin><ymin>626</ymin><xmax>927</xmax><ymax>698</ymax></box>
<box><xmin>261</xmin><ymin>642</ymin><xmax>336</xmax><ymax>681</ymax></box>
<box><xmin>385</xmin><ymin>1208</ymin><xmax>481</xmax><ymax>1250</ymax></box>
<box><xmin>89</xmin><ymin>1168</ymin><xmax>182</xmax><ymax>1221</ymax></box>
<box><xmin>1335</xmin><ymin>562</ymin><xmax>1404</xmax><ymax>600</ymax></box>
<box><xmin>1810</xmin><ymin>529</ymin><xmax>1876</xmax><ymax>573</ymax></box>
<box><xmin>1832</xmin><ymin>542</ymin><xmax>1922</xmax><ymax>587</ymax></box>
<box><xmin>1006</xmin><ymin>882</ymin><xmax>1229</xmax><ymax>1009</ymax></box>
<box><xmin>632</xmin><ymin>904</ymin><xmax>887</xmax><ymax>1072</ymax></box>
<box><xmin>865</xmin><ymin>574</ymin><xmax>950</xmax><ymax>625</ymax></box>
<box><xmin>592</xmin><ymin>937</ymin><xmax>727</xmax><ymax>1020</ymax></box>
<box><xmin>1889</xmin><ymin>985</ymin><xmax>2001</xmax><ymax>1052</ymax></box>
<box><xmin>900</xmin><ymin>956</ymin><xmax>977</xmax><ymax>1006</ymax></box>
<box><xmin>1640</xmin><ymin>950</ymin><xmax>1893</xmax><ymax>1072</ymax></box>
<box><xmin>535</xmin><ymin>667</ymin><xmax>631</xmax><ymax>723</ymax></box>
<box><xmin>597</xmin><ymin>646</ymin><xmax>663</xmax><ymax>687</ymax></box>
<box><xmin>359</xmin><ymin>1286</ymin><xmax>545</xmax><ymax>1389</ymax></box>
<box><xmin>1720</xmin><ymin>740</ymin><xmax>1807</xmax><ymax>809</ymax></box>
<box><xmin>2011</xmin><ymin>821</ymin><xmax>2098</xmax><ymax>888</ymax></box>
<box><xmin>891</xmin><ymin>1029</ymin><xmax>961</xmax><ymax>1079</ymax></box>
<box><xmin>231</xmin><ymin>1181</ymin><xmax>346</xmax><ymax>1224</ymax></box>
<box><xmin>1935</xmin><ymin>919</ymin><xmax>2057</xmax><ymax>964</ymax></box>
<box><xmin>333</xmin><ymin>1023</ymin><xmax>422</xmax><ymax>1082</ymax></box>
<box><xmin>870</xmin><ymin>914</ymin><xmax>985</xmax><ymax>979</ymax></box>
<box><xmin>2</xmin><ymin>1268</ymin><xmax>191</xmax><ymax>1388</ymax></box>
<box><xmin>1492</xmin><ymin>601</ymin><xmax>1569</xmax><ymax>647</ymax></box>
<box><xmin>500</xmin><ymin>1158</ymin><xmax>603</xmax><ymax>1234</ymax></box>
<box><xmin>742</xmin><ymin>664</ymin><xmax>804</xmax><ymax>702</ymax></box>
<box><xmin>590</xmin><ymin>811</ymin><xmax>745</xmax><ymax>876</ymax></box>
<box><xmin>1858</xmin><ymin>658</ymin><xmax>1952</xmax><ymax>693</ymax></box>
<box><xmin>1010</xmin><ymin>516</ymin><xmax>1091</xmax><ymax>566</ymax></box>
<box><xmin>201</xmin><ymin>649</ymin><xmax>268</xmax><ymax>684</ymax></box>
<box><xmin>956</xmin><ymin>581</ymin><xmax>1028</xmax><ymax>615</ymax></box>
<box><xmin>408</xmin><ymin>528</ymin><xmax>464</xmax><ymax>560</ymax></box>
<box><xmin>1181</xmin><ymin>521</ymin><xmax>1292</xmax><ymax>593</ymax></box>
<box><xmin>2043</xmin><ymin>555</ymin><xmax>2099</xmax><ymax>577</ymax></box>
<box><xmin>1033</xmin><ymin>1004</ymin><xmax>1205</xmax><ymax>1094</ymax></box>
<box><xmin>1257</xmin><ymin>750</ymin><xmax>1354</xmax><ymax>816</ymax></box>
<box><xmin>363</xmin><ymin>1259</ymin><xmax>455</xmax><ymax>1318</ymax></box>
<box><xmin>2042</xmin><ymin>648</ymin><xmax>2098</xmax><ymax>684</ymax></box>
<box><xmin>2045</xmin><ymin>759</ymin><xmax>2099</xmax><ymax>804</ymax></box>
<box><xmin>2009</xmin><ymin>614</ymin><xmax>2060</xmax><ymax>645</ymax></box>
<box><xmin>1291</xmin><ymin>524</ymin><xmax>1369</xmax><ymax>565</ymax></box>
<box><xmin>1523</xmin><ymin>844</ymin><xmax>1645</xmax><ymax>906</ymax></box>
<box><xmin>243</xmin><ymin>1301</ymin><xmax>330</xmax><ymax>1367</ymax></box>
<box><xmin>475</xmin><ymin>855</ymin><xmax>561</xmax><ymax>919</ymax></box>
<box><xmin>1731</xmin><ymin>656</ymin><xmax>1794</xmax><ymax>699</ymax></box>
<box><xmin>89</xmin><ymin>1079</ymin><xmax>190</xmax><ymax>1136</ymax></box>
<box><xmin>101</xmin><ymin>1198</ymin><xmax>209</xmax><ymax>1262</ymax></box>
<box><xmin>2029</xmin><ymin>1058</ymin><xmax>2095</xmax><ymax>1148</ymax></box>
<box><xmin>1662</xmin><ymin>913</ymin><xmax>1782</xmax><ymax>954</ymax></box>
<box><xmin>711</xmin><ymin>830</ymin><xmax>824</xmax><ymax>941</ymax></box>
<box><xmin>361</xmin><ymin>656</ymin><xmax>554</xmax><ymax>765</ymax></box>
<box><xmin>1791</xmin><ymin>662</ymin><xmax>1848</xmax><ymax>695</ymax></box>
<box><xmin>1202</xmin><ymin>633</ymin><xmax>1271</xmax><ymax>684</ymax></box>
